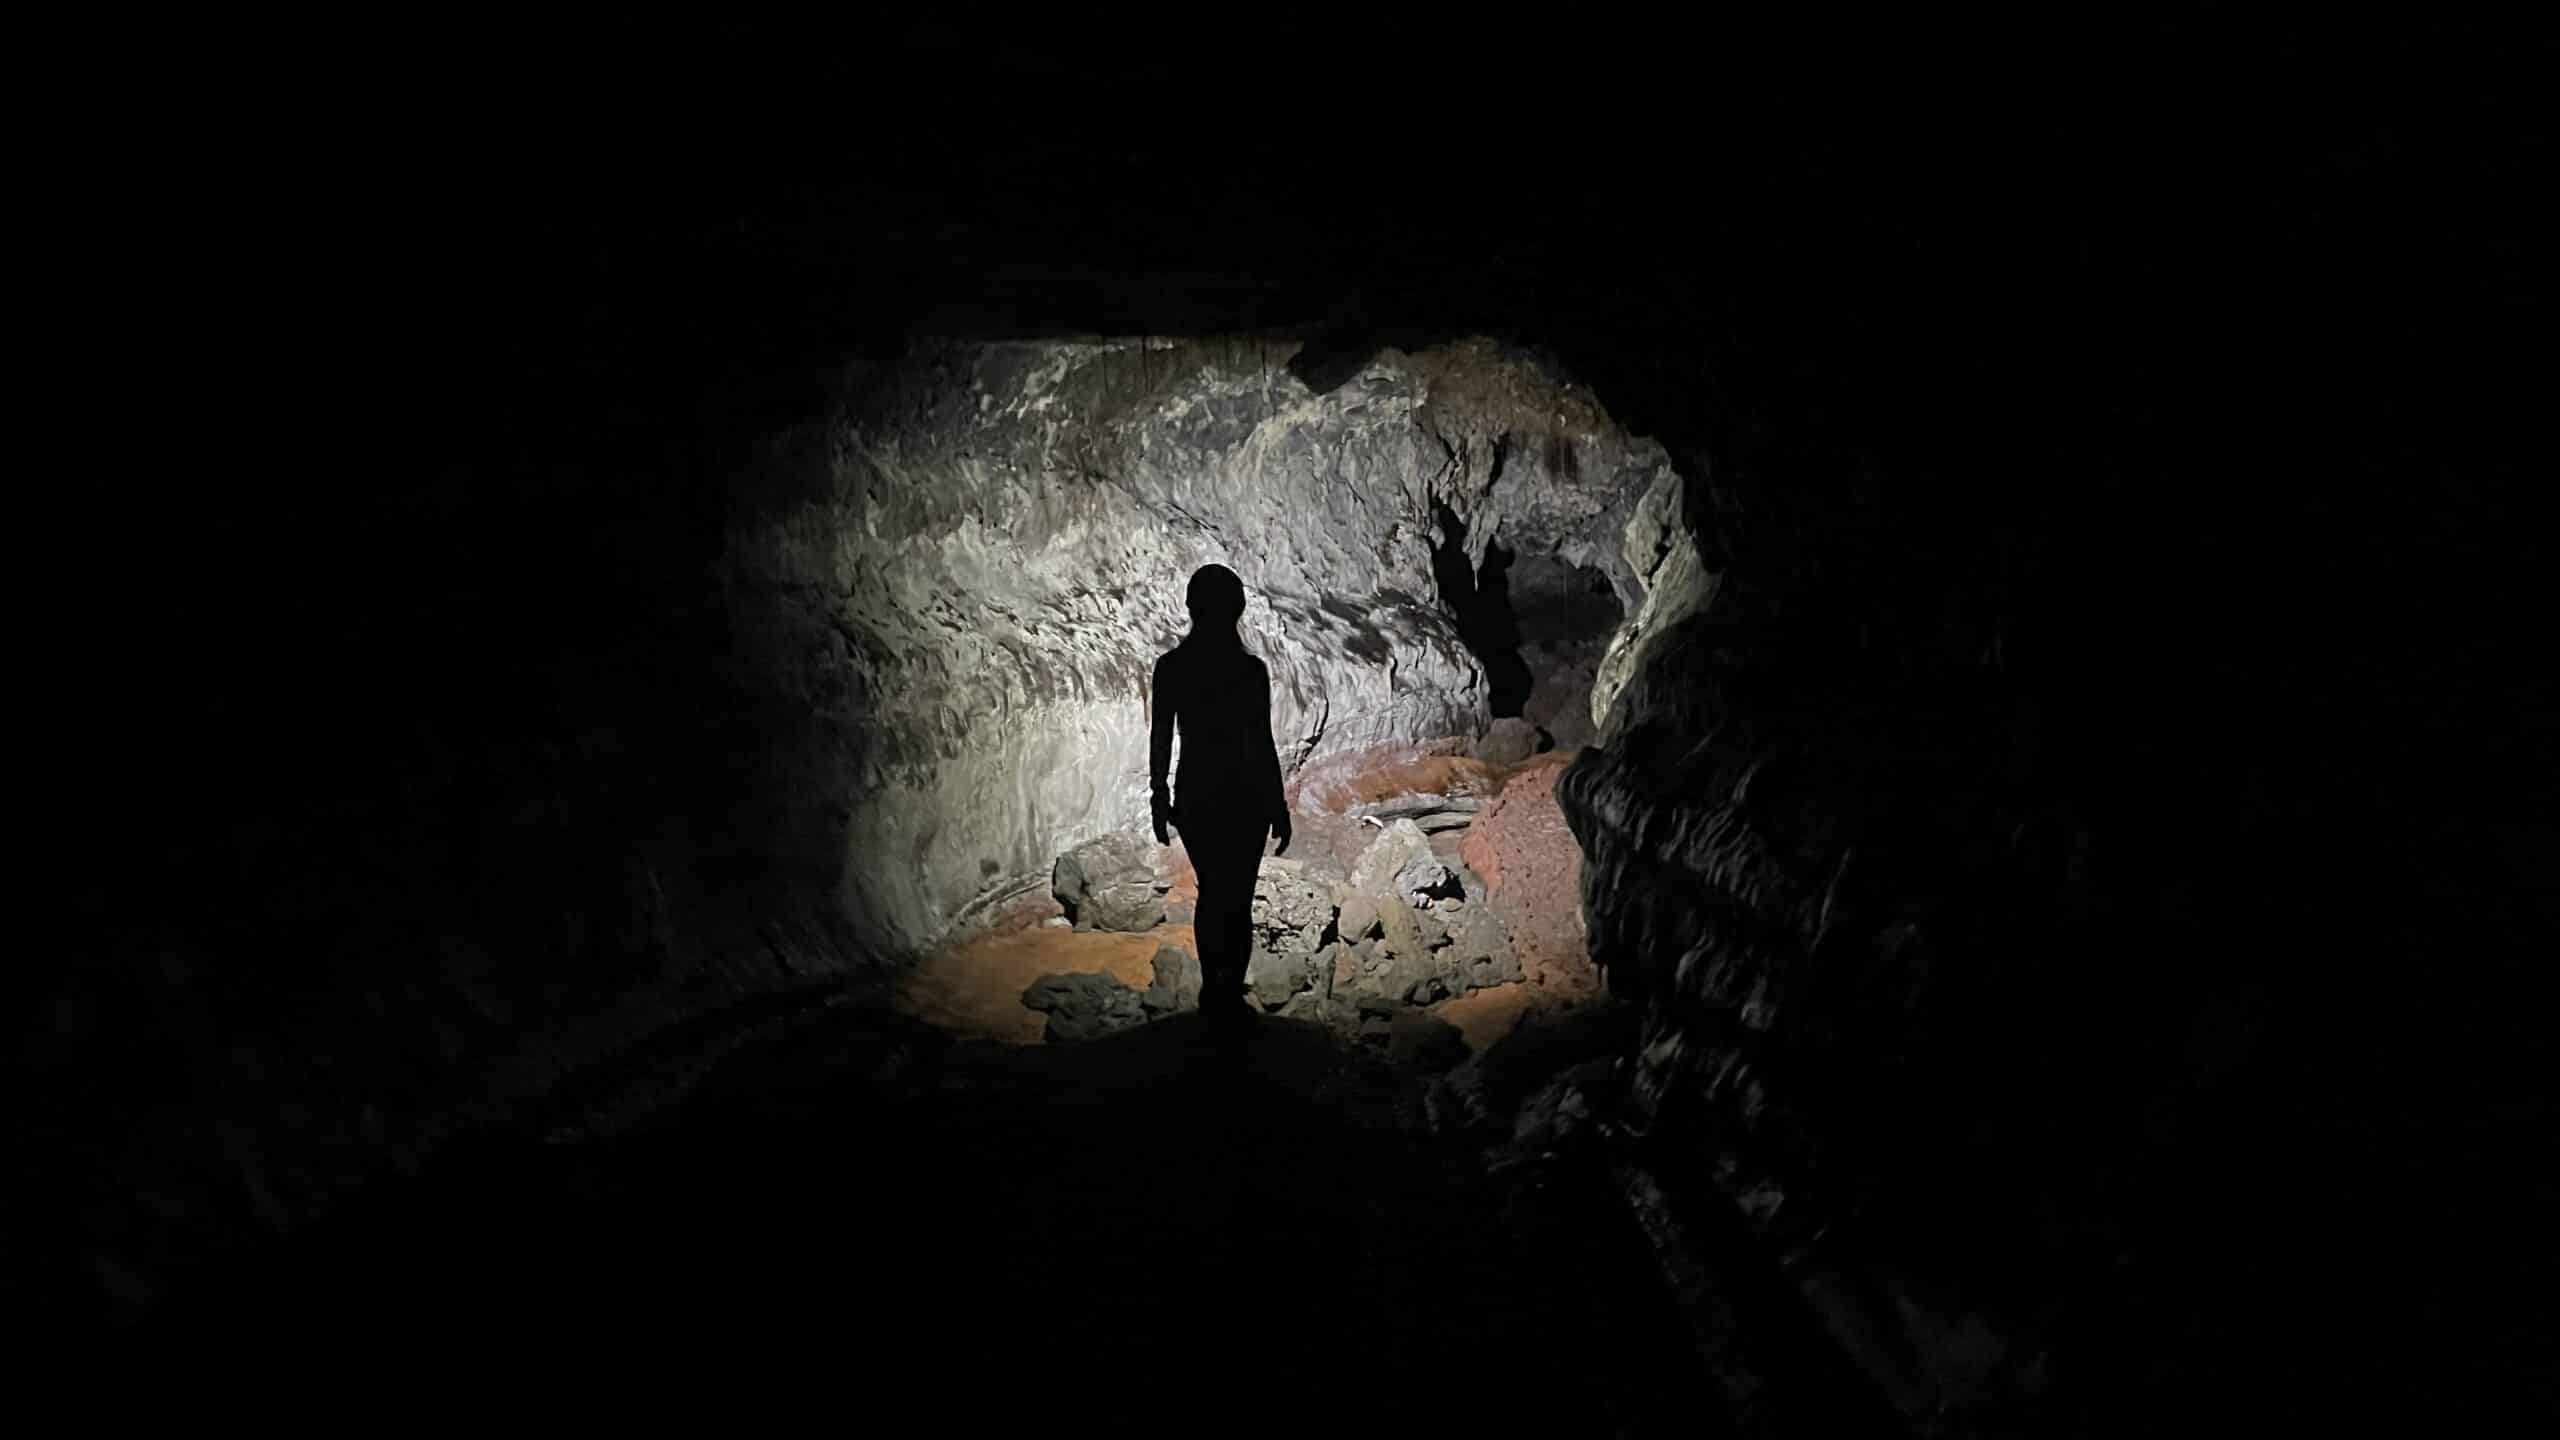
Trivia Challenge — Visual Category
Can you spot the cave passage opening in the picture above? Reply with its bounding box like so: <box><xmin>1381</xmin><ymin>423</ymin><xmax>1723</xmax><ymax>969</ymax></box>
<box><xmin>1429</xmin><ymin>500</ymin><xmax>1624</xmax><ymax>748</ymax></box>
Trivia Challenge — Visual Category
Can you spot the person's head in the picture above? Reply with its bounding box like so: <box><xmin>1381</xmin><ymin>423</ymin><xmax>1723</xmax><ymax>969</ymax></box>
<box><xmin>1185</xmin><ymin>563</ymin><xmax>1246</xmax><ymax>635</ymax></box>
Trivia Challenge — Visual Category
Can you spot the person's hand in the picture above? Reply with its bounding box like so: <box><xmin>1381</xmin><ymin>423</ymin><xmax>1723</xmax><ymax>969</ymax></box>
<box><xmin>1151</xmin><ymin>792</ymin><xmax>1174</xmax><ymax>846</ymax></box>
<box><xmin>1270</xmin><ymin>810</ymin><xmax>1292</xmax><ymax>856</ymax></box>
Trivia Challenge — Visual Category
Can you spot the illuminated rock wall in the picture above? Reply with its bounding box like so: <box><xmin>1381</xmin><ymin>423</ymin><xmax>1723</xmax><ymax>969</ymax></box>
<box><xmin>729</xmin><ymin>337</ymin><xmax>1672</xmax><ymax>954</ymax></box>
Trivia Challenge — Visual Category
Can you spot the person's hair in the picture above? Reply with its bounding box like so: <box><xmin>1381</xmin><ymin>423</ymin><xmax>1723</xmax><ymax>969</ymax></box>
<box><xmin>1184</xmin><ymin>564</ymin><xmax>1246</xmax><ymax>634</ymax></box>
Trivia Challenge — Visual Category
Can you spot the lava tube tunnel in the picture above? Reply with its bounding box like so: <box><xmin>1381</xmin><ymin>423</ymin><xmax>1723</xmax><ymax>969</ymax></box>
<box><xmin>31</xmin><ymin>16</ymin><xmax>2546</xmax><ymax>1435</ymax></box>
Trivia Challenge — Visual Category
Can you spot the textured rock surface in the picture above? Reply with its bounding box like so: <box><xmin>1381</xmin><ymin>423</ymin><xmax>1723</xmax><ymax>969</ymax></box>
<box><xmin>1446</xmin><ymin>909</ymin><xmax>1521</xmax><ymax>991</ymax></box>
<box><xmin>1140</xmin><ymin>944</ymin><xmax>1200</xmax><ymax>1016</ymax></box>
<box><xmin>1052</xmin><ymin>832</ymin><xmax>1168</xmax><ymax>932</ymax></box>
<box><xmin>1287</xmin><ymin>740</ymin><xmax>1497</xmax><ymax>817</ymax></box>
<box><xmin>1560</xmin><ymin>544</ymin><xmax>2083</xmax><ymax>1424</ymax></box>
<box><xmin>1315</xmin><ymin>823</ymin><xmax>1515</xmax><ymax>1009</ymax></box>
<box><xmin>1347</xmin><ymin>818</ymin><xmax>1436</xmax><ymax>898</ymax></box>
<box><xmin>1020</xmin><ymin>971</ymin><xmax>1148</xmax><ymax>1044</ymax></box>
<box><xmin>1394</xmin><ymin>853</ymin><xmax>1464</xmax><ymax>905</ymax></box>
<box><xmin>1245</xmin><ymin>859</ymin><xmax>1338</xmax><ymax>1011</ymax></box>
<box><xmin>1336</xmin><ymin>890</ymin><xmax>1379</xmax><ymax>945</ymax></box>
<box><xmin>1244</xmin><ymin>946</ymin><xmax>1319</xmax><ymax>1013</ymax></box>
<box><xmin>727</xmin><ymin>338</ymin><xmax>1670</xmax><ymax>954</ymax></box>
<box><xmin>1545</xmin><ymin>346</ymin><xmax>2547</xmax><ymax>1429</ymax></box>
<box><xmin>1459</xmin><ymin>753</ymin><xmax>1599</xmax><ymax>998</ymax></box>
<box><xmin>1472</xmin><ymin>716</ymin><xmax>1547</xmax><ymax>767</ymax></box>
<box><xmin>1591</xmin><ymin>467</ymin><xmax>1718</xmax><ymax>739</ymax></box>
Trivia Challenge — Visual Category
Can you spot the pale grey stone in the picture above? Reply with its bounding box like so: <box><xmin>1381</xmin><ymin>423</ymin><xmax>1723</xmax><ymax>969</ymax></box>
<box><xmin>1337</xmin><ymin>890</ymin><xmax>1380</xmax><ymax>943</ymax></box>
<box><xmin>1053</xmin><ymin>831</ymin><xmax>1166</xmax><ymax>932</ymax></box>
<box><xmin>1349</xmin><ymin>819</ymin><xmax>1435</xmax><ymax>898</ymax></box>
<box><xmin>1142</xmin><ymin>944</ymin><xmax>1201</xmax><ymax>1014</ymax></box>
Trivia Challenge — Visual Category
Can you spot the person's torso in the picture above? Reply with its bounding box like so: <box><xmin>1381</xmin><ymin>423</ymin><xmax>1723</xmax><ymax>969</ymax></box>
<box><xmin>1165</xmin><ymin>644</ymin><xmax>1269</xmax><ymax>799</ymax></box>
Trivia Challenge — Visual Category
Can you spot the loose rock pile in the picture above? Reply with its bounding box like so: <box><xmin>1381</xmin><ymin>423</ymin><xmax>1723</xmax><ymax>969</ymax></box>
<box><xmin>1025</xmin><ymin>818</ymin><xmax>1526</xmax><ymax>1051</ymax></box>
<box><xmin>1019</xmin><ymin>943</ymin><xmax>1199</xmax><ymax>1044</ymax></box>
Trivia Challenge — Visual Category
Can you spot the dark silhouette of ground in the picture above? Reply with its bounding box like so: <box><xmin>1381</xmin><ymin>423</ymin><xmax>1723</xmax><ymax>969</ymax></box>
<box><xmin>110</xmin><ymin>1008</ymin><xmax>1724</xmax><ymax>1431</ymax></box>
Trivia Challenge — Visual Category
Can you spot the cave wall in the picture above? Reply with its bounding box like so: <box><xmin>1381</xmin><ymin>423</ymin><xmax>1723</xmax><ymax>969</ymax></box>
<box><xmin>1563</xmin><ymin>517</ymin><xmax>2080</xmax><ymax>1423</ymax></box>
<box><xmin>728</xmin><ymin>336</ymin><xmax>1671</xmax><ymax>954</ymax></box>
<box><xmin>36</xmin><ymin>327</ymin><xmax>1670</xmax><ymax>1321</ymax></box>
<box><xmin>1551</xmin><ymin>290</ymin><xmax>2547</xmax><ymax>1434</ymax></box>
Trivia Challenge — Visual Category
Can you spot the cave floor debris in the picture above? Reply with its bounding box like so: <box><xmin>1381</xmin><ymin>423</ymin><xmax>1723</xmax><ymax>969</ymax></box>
<box><xmin>899</xmin><ymin>912</ymin><xmax>1554</xmax><ymax>1054</ymax></box>
<box><xmin>898</xmin><ymin>920</ymin><xmax>1200</xmax><ymax>1044</ymax></box>
<box><xmin>901</xmin><ymin>747</ymin><xmax>1600</xmax><ymax>1051</ymax></box>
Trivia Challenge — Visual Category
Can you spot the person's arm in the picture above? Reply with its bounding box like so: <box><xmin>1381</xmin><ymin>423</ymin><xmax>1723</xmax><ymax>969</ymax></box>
<box><xmin>1149</xmin><ymin>653</ymin><xmax>1176</xmax><ymax>844</ymax></box>
<box><xmin>1256</xmin><ymin>659</ymin><xmax>1291</xmax><ymax>855</ymax></box>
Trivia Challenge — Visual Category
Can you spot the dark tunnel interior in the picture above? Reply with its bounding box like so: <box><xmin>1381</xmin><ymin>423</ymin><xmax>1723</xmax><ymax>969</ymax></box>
<box><xmin>30</xmin><ymin>14</ymin><xmax>2552</xmax><ymax>1431</ymax></box>
<box><xmin>1429</xmin><ymin>503</ymin><xmax>1535</xmax><ymax>724</ymax></box>
<box><xmin>1430</xmin><ymin>520</ymin><xmax>1623</xmax><ymax>749</ymax></box>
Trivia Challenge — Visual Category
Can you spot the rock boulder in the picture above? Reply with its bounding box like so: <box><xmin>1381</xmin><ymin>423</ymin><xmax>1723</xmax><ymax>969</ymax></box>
<box><xmin>1245</xmin><ymin>859</ymin><xmax>1338</xmax><ymax>1010</ymax></box>
<box><xmin>1473</xmin><ymin>716</ymin><xmax>1547</xmax><ymax>767</ymax></box>
<box><xmin>1141</xmin><ymin>944</ymin><xmax>1201</xmax><ymax>1015</ymax></box>
<box><xmin>1052</xmin><ymin>832</ymin><xmax>1168</xmax><ymax>933</ymax></box>
<box><xmin>1394</xmin><ymin>853</ymin><xmax>1465</xmax><ymax>906</ymax></box>
<box><xmin>1022</xmin><ymin>971</ymin><xmax>1148</xmax><ymax>1044</ymax></box>
<box><xmin>1348</xmin><ymin>819</ymin><xmax>1435</xmax><ymax>899</ymax></box>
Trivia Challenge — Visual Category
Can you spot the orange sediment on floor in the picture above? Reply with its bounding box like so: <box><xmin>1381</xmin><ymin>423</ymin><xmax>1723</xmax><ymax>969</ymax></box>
<box><xmin>898</xmin><ymin>923</ymin><xmax>1198</xmax><ymax>1045</ymax></box>
<box><xmin>1433</xmin><ymin>982</ymin><xmax>1538</xmax><ymax>1053</ymax></box>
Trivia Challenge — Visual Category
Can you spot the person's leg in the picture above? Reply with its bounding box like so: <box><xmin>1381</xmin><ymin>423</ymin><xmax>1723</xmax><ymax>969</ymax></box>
<box><xmin>1191</xmin><ymin>825</ymin><xmax>1260</xmax><ymax>1018</ymax></box>
<box><xmin>1197</xmin><ymin>864</ymin><xmax>1244</xmax><ymax>1015</ymax></box>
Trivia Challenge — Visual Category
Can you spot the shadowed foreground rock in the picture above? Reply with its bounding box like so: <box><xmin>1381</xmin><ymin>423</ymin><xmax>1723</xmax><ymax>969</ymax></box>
<box><xmin>107</xmin><ymin>998</ymin><xmax>1763</xmax><ymax>1431</ymax></box>
<box><xmin>1021</xmin><ymin>970</ymin><xmax>1146</xmax><ymax>1043</ymax></box>
<box><xmin>1026</xmin><ymin>943</ymin><xmax>1203</xmax><ymax>1043</ymax></box>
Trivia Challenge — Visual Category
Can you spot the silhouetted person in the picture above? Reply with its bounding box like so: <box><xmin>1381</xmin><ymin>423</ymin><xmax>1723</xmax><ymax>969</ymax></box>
<box><xmin>1151</xmin><ymin>564</ymin><xmax>1291</xmax><ymax>1026</ymax></box>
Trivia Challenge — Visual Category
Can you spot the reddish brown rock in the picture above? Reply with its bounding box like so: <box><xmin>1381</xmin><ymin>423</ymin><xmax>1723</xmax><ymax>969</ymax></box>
<box><xmin>1460</xmin><ymin>750</ymin><xmax>1600</xmax><ymax>999</ymax></box>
